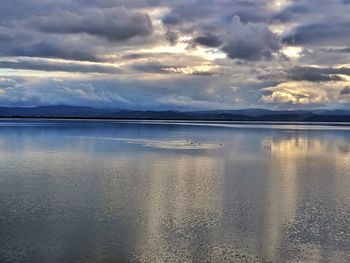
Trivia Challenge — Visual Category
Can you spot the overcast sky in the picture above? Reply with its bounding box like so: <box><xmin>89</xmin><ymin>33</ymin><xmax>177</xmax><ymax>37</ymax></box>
<box><xmin>0</xmin><ymin>0</ymin><xmax>350</xmax><ymax>110</ymax></box>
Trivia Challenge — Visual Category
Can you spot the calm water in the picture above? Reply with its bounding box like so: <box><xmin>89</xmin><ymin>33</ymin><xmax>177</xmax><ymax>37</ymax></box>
<box><xmin>1</xmin><ymin>120</ymin><xmax>350</xmax><ymax>263</ymax></box>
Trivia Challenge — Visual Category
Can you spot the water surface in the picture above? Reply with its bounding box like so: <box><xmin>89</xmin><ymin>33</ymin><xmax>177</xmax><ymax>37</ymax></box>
<box><xmin>1</xmin><ymin>120</ymin><xmax>350</xmax><ymax>262</ymax></box>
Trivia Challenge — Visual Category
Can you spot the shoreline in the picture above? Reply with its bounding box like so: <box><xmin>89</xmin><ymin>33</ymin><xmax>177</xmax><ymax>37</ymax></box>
<box><xmin>2</xmin><ymin>118</ymin><xmax>350</xmax><ymax>129</ymax></box>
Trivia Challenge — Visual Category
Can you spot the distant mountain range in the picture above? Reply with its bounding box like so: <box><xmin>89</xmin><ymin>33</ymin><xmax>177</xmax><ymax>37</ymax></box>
<box><xmin>1</xmin><ymin>105</ymin><xmax>350</xmax><ymax>122</ymax></box>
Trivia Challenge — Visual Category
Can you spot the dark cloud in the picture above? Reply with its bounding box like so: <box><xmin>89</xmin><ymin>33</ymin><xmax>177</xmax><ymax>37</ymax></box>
<box><xmin>225</xmin><ymin>10</ymin><xmax>268</xmax><ymax>24</ymax></box>
<box><xmin>340</xmin><ymin>86</ymin><xmax>350</xmax><ymax>95</ymax></box>
<box><xmin>287</xmin><ymin>67</ymin><xmax>344</xmax><ymax>82</ymax></box>
<box><xmin>165</xmin><ymin>31</ymin><xmax>179</xmax><ymax>46</ymax></box>
<box><xmin>0</xmin><ymin>27</ymin><xmax>14</xmax><ymax>41</ymax></box>
<box><xmin>322</xmin><ymin>47</ymin><xmax>350</xmax><ymax>53</ymax></box>
<box><xmin>273</xmin><ymin>3</ymin><xmax>311</xmax><ymax>22</ymax></box>
<box><xmin>122</xmin><ymin>53</ymin><xmax>148</xmax><ymax>60</ymax></box>
<box><xmin>0</xmin><ymin>31</ymin><xmax>107</xmax><ymax>62</ymax></box>
<box><xmin>0</xmin><ymin>0</ymin><xmax>350</xmax><ymax>109</ymax></box>
<box><xmin>131</xmin><ymin>62</ymin><xmax>169</xmax><ymax>73</ymax></box>
<box><xmin>0</xmin><ymin>3</ymin><xmax>157</xmax><ymax>63</ymax></box>
<box><xmin>28</xmin><ymin>7</ymin><xmax>153</xmax><ymax>42</ymax></box>
<box><xmin>296</xmin><ymin>47</ymin><xmax>350</xmax><ymax>66</ymax></box>
<box><xmin>292</xmin><ymin>66</ymin><xmax>350</xmax><ymax>76</ymax></box>
<box><xmin>162</xmin><ymin>14</ymin><xmax>181</xmax><ymax>26</ymax></box>
<box><xmin>162</xmin><ymin>0</ymin><xmax>270</xmax><ymax>28</ymax></box>
<box><xmin>9</xmin><ymin>40</ymin><xmax>104</xmax><ymax>62</ymax></box>
<box><xmin>194</xmin><ymin>34</ymin><xmax>222</xmax><ymax>48</ymax></box>
<box><xmin>121</xmin><ymin>52</ymin><xmax>177</xmax><ymax>60</ymax></box>
<box><xmin>283</xmin><ymin>22</ymin><xmax>350</xmax><ymax>46</ymax></box>
<box><xmin>121</xmin><ymin>52</ymin><xmax>208</xmax><ymax>62</ymax></box>
<box><xmin>259</xmin><ymin>65</ymin><xmax>350</xmax><ymax>83</ymax></box>
<box><xmin>222</xmin><ymin>16</ymin><xmax>280</xmax><ymax>60</ymax></box>
<box><xmin>0</xmin><ymin>59</ymin><xmax>121</xmax><ymax>74</ymax></box>
<box><xmin>77</xmin><ymin>0</ymin><xmax>162</xmax><ymax>9</ymax></box>
<box><xmin>131</xmin><ymin>61</ymin><xmax>218</xmax><ymax>76</ymax></box>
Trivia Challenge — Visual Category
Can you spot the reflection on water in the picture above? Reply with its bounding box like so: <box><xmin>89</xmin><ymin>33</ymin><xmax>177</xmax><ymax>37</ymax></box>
<box><xmin>0</xmin><ymin>120</ymin><xmax>350</xmax><ymax>263</ymax></box>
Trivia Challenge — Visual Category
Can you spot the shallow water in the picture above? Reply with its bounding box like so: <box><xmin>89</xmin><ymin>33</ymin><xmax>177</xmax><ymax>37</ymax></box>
<box><xmin>1</xmin><ymin>120</ymin><xmax>350</xmax><ymax>263</ymax></box>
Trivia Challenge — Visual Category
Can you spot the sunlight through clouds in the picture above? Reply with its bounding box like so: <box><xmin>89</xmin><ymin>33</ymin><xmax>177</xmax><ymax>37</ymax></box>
<box><xmin>0</xmin><ymin>0</ymin><xmax>349</xmax><ymax>109</ymax></box>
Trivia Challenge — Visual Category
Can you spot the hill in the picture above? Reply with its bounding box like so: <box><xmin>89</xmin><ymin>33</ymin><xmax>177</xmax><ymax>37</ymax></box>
<box><xmin>1</xmin><ymin>105</ymin><xmax>350</xmax><ymax>122</ymax></box>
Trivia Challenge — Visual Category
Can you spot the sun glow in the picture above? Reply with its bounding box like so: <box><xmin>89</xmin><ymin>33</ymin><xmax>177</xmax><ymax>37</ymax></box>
<box><xmin>282</xmin><ymin>46</ymin><xmax>303</xmax><ymax>58</ymax></box>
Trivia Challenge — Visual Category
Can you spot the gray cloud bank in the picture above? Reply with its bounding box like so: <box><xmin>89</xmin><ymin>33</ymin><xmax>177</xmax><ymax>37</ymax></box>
<box><xmin>0</xmin><ymin>0</ymin><xmax>350</xmax><ymax>109</ymax></box>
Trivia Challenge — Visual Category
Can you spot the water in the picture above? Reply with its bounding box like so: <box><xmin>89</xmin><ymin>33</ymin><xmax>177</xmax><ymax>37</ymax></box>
<box><xmin>1</xmin><ymin>120</ymin><xmax>350</xmax><ymax>263</ymax></box>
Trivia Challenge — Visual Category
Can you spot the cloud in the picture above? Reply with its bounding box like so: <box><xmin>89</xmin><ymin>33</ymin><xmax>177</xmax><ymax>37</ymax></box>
<box><xmin>0</xmin><ymin>0</ymin><xmax>350</xmax><ymax>109</ymax></box>
<box><xmin>27</xmin><ymin>7</ymin><xmax>153</xmax><ymax>42</ymax></box>
<box><xmin>0</xmin><ymin>75</ymin><xmax>237</xmax><ymax>109</ymax></box>
<box><xmin>273</xmin><ymin>3</ymin><xmax>311</xmax><ymax>22</ymax></box>
<box><xmin>287</xmin><ymin>67</ymin><xmax>344</xmax><ymax>82</ymax></box>
<box><xmin>131</xmin><ymin>61</ymin><xmax>218</xmax><ymax>76</ymax></box>
<box><xmin>283</xmin><ymin>22</ymin><xmax>350</xmax><ymax>46</ymax></box>
<box><xmin>161</xmin><ymin>66</ymin><xmax>219</xmax><ymax>76</ymax></box>
<box><xmin>162</xmin><ymin>13</ymin><xmax>181</xmax><ymax>26</ymax></box>
<box><xmin>131</xmin><ymin>62</ymin><xmax>173</xmax><ymax>73</ymax></box>
<box><xmin>260</xmin><ymin>66</ymin><xmax>350</xmax><ymax>83</ymax></box>
<box><xmin>222</xmin><ymin>16</ymin><xmax>280</xmax><ymax>60</ymax></box>
<box><xmin>60</xmin><ymin>83</ymin><xmax>130</xmax><ymax>104</ymax></box>
<box><xmin>10</xmin><ymin>40</ymin><xmax>104</xmax><ymax>62</ymax></box>
<box><xmin>322</xmin><ymin>47</ymin><xmax>350</xmax><ymax>53</ymax></box>
<box><xmin>0</xmin><ymin>26</ymin><xmax>15</xmax><ymax>41</ymax></box>
<box><xmin>194</xmin><ymin>33</ymin><xmax>222</xmax><ymax>48</ymax></box>
<box><xmin>290</xmin><ymin>66</ymin><xmax>350</xmax><ymax>77</ymax></box>
<box><xmin>161</xmin><ymin>0</ymin><xmax>270</xmax><ymax>27</ymax></box>
<box><xmin>0</xmin><ymin>3</ymin><xmax>158</xmax><ymax>63</ymax></box>
<box><xmin>0</xmin><ymin>77</ymin><xmax>18</xmax><ymax>88</ymax></box>
<box><xmin>165</xmin><ymin>31</ymin><xmax>179</xmax><ymax>46</ymax></box>
<box><xmin>260</xmin><ymin>81</ymin><xmax>348</xmax><ymax>108</ymax></box>
<box><xmin>158</xmin><ymin>95</ymin><xmax>231</xmax><ymax>110</ymax></box>
<box><xmin>0</xmin><ymin>59</ymin><xmax>121</xmax><ymax>74</ymax></box>
<box><xmin>261</xmin><ymin>82</ymin><xmax>331</xmax><ymax>105</ymax></box>
<box><xmin>122</xmin><ymin>52</ymin><xmax>180</xmax><ymax>60</ymax></box>
<box><xmin>340</xmin><ymin>86</ymin><xmax>350</xmax><ymax>95</ymax></box>
<box><xmin>0</xmin><ymin>79</ymin><xmax>130</xmax><ymax>107</ymax></box>
<box><xmin>296</xmin><ymin>47</ymin><xmax>350</xmax><ymax>66</ymax></box>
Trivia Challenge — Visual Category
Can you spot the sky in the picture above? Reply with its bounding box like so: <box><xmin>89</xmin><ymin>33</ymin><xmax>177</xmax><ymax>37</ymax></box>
<box><xmin>0</xmin><ymin>0</ymin><xmax>350</xmax><ymax>110</ymax></box>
